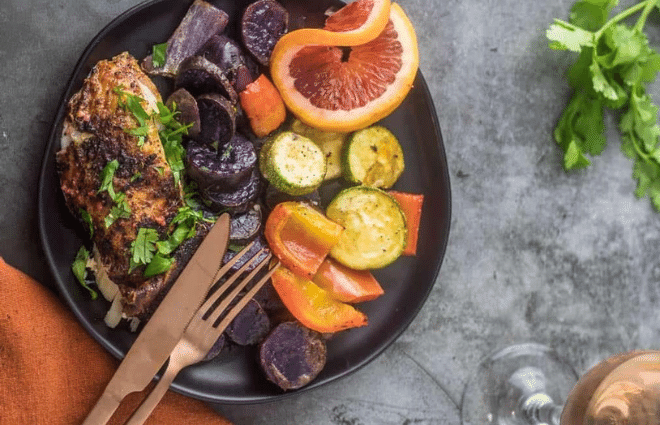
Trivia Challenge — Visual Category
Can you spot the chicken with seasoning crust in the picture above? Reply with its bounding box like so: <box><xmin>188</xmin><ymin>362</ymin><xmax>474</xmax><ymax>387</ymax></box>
<box><xmin>56</xmin><ymin>52</ymin><xmax>191</xmax><ymax>320</ymax></box>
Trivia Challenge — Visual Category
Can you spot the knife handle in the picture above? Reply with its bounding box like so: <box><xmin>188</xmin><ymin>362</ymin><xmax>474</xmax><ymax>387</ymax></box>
<box><xmin>81</xmin><ymin>386</ymin><xmax>124</xmax><ymax>425</ymax></box>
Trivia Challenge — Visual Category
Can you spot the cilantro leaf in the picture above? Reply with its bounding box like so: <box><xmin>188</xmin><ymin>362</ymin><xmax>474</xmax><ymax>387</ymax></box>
<box><xmin>547</xmin><ymin>20</ymin><xmax>595</xmax><ymax>52</ymax></box>
<box><xmin>570</xmin><ymin>0</ymin><xmax>618</xmax><ymax>31</ymax></box>
<box><xmin>597</xmin><ymin>25</ymin><xmax>645</xmax><ymax>68</ymax></box>
<box><xmin>554</xmin><ymin>91</ymin><xmax>607</xmax><ymax>170</ymax></box>
<box><xmin>72</xmin><ymin>246</ymin><xmax>98</xmax><ymax>300</ymax></box>
<box><xmin>590</xmin><ymin>60</ymin><xmax>620</xmax><ymax>100</ymax></box>
<box><xmin>152</xmin><ymin>42</ymin><xmax>168</xmax><ymax>68</ymax></box>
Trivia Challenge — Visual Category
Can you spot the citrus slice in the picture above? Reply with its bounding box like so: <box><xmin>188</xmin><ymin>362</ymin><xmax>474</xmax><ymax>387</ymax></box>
<box><xmin>270</xmin><ymin>3</ymin><xmax>419</xmax><ymax>132</ymax></box>
<box><xmin>275</xmin><ymin>0</ymin><xmax>391</xmax><ymax>47</ymax></box>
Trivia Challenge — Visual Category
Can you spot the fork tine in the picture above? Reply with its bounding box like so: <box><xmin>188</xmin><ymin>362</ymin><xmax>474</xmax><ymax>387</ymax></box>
<box><xmin>211</xmin><ymin>241</ymin><xmax>255</xmax><ymax>283</ymax></box>
<box><xmin>205</xmin><ymin>254</ymin><xmax>274</xmax><ymax>325</ymax></box>
<box><xmin>211</xmin><ymin>260</ymin><xmax>282</xmax><ymax>333</ymax></box>
<box><xmin>195</xmin><ymin>247</ymin><xmax>268</xmax><ymax>320</ymax></box>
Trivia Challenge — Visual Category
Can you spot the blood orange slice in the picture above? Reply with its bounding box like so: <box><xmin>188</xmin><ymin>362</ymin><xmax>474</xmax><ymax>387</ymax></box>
<box><xmin>270</xmin><ymin>3</ymin><xmax>419</xmax><ymax>132</ymax></box>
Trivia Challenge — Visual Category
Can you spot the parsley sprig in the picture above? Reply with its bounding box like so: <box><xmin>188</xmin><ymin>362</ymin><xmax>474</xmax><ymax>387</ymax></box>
<box><xmin>547</xmin><ymin>0</ymin><xmax>660</xmax><ymax>210</ymax></box>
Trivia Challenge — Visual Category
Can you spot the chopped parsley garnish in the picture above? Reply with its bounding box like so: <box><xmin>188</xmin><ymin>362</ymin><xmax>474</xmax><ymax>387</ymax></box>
<box><xmin>72</xmin><ymin>246</ymin><xmax>98</xmax><ymax>300</ymax></box>
<box><xmin>79</xmin><ymin>209</ymin><xmax>93</xmax><ymax>238</ymax></box>
<box><xmin>104</xmin><ymin>193</ymin><xmax>131</xmax><ymax>228</ymax></box>
<box><xmin>144</xmin><ymin>254</ymin><xmax>175</xmax><ymax>277</ymax></box>
<box><xmin>130</xmin><ymin>227</ymin><xmax>160</xmax><ymax>271</ymax></box>
<box><xmin>130</xmin><ymin>204</ymin><xmax>213</xmax><ymax>277</ymax></box>
<box><xmin>158</xmin><ymin>101</ymin><xmax>192</xmax><ymax>187</ymax></box>
<box><xmin>152</xmin><ymin>42</ymin><xmax>168</xmax><ymax>68</ymax></box>
<box><xmin>114</xmin><ymin>86</ymin><xmax>191</xmax><ymax>188</ymax></box>
<box><xmin>98</xmin><ymin>159</ymin><xmax>120</xmax><ymax>198</ymax></box>
<box><xmin>98</xmin><ymin>160</ymin><xmax>131</xmax><ymax>228</ymax></box>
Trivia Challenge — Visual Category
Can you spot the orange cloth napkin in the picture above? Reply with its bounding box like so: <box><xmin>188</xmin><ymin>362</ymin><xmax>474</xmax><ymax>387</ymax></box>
<box><xmin>0</xmin><ymin>257</ymin><xmax>231</xmax><ymax>425</ymax></box>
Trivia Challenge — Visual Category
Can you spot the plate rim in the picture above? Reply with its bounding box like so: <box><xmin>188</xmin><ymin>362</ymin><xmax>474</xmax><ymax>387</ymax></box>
<box><xmin>37</xmin><ymin>0</ymin><xmax>452</xmax><ymax>404</ymax></box>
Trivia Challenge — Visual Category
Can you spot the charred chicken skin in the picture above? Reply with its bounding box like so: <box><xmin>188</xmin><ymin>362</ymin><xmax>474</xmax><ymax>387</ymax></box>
<box><xmin>56</xmin><ymin>52</ymin><xmax>185</xmax><ymax>318</ymax></box>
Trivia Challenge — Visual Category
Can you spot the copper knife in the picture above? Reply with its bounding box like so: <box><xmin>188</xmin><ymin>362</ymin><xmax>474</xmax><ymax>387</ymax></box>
<box><xmin>82</xmin><ymin>213</ymin><xmax>230</xmax><ymax>425</ymax></box>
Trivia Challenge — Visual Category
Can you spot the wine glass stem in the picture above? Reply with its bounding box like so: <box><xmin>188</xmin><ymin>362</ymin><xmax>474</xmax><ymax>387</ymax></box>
<box><xmin>520</xmin><ymin>392</ymin><xmax>562</xmax><ymax>424</ymax></box>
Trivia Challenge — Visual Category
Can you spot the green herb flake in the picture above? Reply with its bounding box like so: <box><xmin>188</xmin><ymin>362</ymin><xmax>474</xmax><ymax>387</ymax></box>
<box><xmin>131</xmin><ymin>227</ymin><xmax>160</xmax><ymax>268</ymax></box>
<box><xmin>104</xmin><ymin>194</ymin><xmax>131</xmax><ymax>228</ymax></box>
<box><xmin>98</xmin><ymin>159</ymin><xmax>120</xmax><ymax>198</ymax></box>
<box><xmin>144</xmin><ymin>254</ymin><xmax>174</xmax><ymax>277</ymax></box>
<box><xmin>72</xmin><ymin>246</ymin><xmax>98</xmax><ymax>300</ymax></box>
<box><xmin>152</xmin><ymin>42</ymin><xmax>168</xmax><ymax>68</ymax></box>
<box><xmin>79</xmin><ymin>208</ymin><xmax>94</xmax><ymax>238</ymax></box>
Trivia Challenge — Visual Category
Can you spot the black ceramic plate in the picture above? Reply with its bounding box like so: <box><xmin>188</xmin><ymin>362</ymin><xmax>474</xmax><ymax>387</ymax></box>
<box><xmin>37</xmin><ymin>0</ymin><xmax>451</xmax><ymax>403</ymax></box>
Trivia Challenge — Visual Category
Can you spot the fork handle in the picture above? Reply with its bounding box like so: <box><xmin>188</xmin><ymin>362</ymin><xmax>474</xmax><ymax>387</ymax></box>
<box><xmin>124</xmin><ymin>361</ymin><xmax>183</xmax><ymax>425</ymax></box>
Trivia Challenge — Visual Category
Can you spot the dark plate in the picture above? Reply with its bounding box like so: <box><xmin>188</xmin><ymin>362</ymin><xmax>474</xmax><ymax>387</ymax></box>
<box><xmin>37</xmin><ymin>0</ymin><xmax>451</xmax><ymax>404</ymax></box>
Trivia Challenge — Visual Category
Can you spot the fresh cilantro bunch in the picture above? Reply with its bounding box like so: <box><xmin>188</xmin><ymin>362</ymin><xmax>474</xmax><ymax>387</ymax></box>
<box><xmin>547</xmin><ymin>0</ymin><xmax>660</xmax><ymax>210</ymax></box>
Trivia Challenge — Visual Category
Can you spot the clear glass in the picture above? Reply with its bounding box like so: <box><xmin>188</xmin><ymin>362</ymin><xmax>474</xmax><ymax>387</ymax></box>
<box><xmin>461</xmin><ymin>343</ymin><xmax>578</xmax><ymax>425</ymax></box>
<box><xmin>462</xmin><ymin>344</ymin><xmax>660</xmax><ymax>425</ymax></box>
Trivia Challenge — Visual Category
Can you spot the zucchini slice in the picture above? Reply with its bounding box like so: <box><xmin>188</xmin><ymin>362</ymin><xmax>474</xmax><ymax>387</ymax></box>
<box><xmin>260</xmin><ymin>131</ymin><xmax>327</xmax><ymax>196</ymax></box>
<box><xmin>290</xmin><ymin>119</ymin><xmax>347</xmax><ymax>180</ymax></box>
<box><xmin>342</xmin><ymin>125</ymin><xmax>404</xmax><ymax>188</ymax></box>
<box><xmin>326</xmin><ymin>187</ymin><xmax>407</xmax><ymax>270</ymax></box>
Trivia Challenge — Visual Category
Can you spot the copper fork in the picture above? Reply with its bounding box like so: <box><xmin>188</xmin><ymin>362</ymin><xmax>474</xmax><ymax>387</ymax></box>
<box><xmin>125</xmin><ymin>244</ymin><xmax>281</xmax><ymax>425</ymax></box>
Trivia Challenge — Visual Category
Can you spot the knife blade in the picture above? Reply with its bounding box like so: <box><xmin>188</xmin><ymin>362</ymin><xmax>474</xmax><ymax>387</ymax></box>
<box><xmin>82</xmin><ymin>213</ymin><xmax>230</xmax><ymax>425</ymax></box>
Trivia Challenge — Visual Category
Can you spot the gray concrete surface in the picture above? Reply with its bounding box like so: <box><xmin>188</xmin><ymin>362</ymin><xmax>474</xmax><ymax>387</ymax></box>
<box><xmin>2</xmin><ymin>0</ymin><xmax>660</xmax><ymax>423</ymax></box>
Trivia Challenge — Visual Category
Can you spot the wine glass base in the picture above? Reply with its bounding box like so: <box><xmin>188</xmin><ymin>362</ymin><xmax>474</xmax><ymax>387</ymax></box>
<box><xmin>461</xmin><ymin>343</ymin><xmax>578</xmax><ymax>425</ymax></box>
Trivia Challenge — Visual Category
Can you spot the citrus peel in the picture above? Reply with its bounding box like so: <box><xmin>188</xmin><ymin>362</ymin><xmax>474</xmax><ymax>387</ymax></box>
<box><xmin>270</xmin><ymin>1</ymin><xmax>419</xmax><ymax>132</ymax></box>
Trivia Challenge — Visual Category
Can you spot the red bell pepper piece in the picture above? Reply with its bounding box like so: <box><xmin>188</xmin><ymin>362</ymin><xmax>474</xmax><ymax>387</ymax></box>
<box><xmin>388</xmin><ymin>191</ymin><xmax>424</xmax><ymax>256</ymax></box>
<box><xmin>313</xmin><ymin>258</ymin><xmax>384</xmax><ymax>303</ymax></box>
<box><xmin>271</xmin><ymin>266</ymin><xmax>368</xmax><ymax>333</ymax></box>
<box><xmin>265</xmin><ymin>202</ymin><xmax>343</xmax><ymax>278</ymax></box>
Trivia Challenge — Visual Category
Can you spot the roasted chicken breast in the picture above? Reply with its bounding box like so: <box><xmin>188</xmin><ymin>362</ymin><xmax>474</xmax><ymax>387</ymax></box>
<box><xmin>56</xmin><ymin>52</ymin><xmax>186</xmax><ymax>319</ymax></box>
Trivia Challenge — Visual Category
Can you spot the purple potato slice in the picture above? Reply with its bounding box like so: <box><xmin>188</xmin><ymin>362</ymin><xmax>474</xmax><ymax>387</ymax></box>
<box><xmin>229</xmin><ymin>204</ymin><xmax>263</xmax><ymax>245</ymax></box>
<box><xmin>226</xmin><ymin>298</ymin><xmax>271</xmax><ymax>346</ymax></box>
<box><xmin>201</xmin><ymin>167</ymin><xmax>262</xmax><ymax>212</ymax></box>
<box><xmin>259</xmin><ymin>321</ymin><xmax>327</xmax><ymax>390</ymax></box>
<box><xmin>175</xmin><ymin>56</ymin><xmax>238</xmax><ymax>103</ymax></box>
<box><xmin>203</xmin><ymin>333</ymin><xmax>226</xmax><ymax>361</ymax></box>
<box><xmin>241</xmin><ymin>0</ymin><xmax>289</xmax><ymax>66</ymax></box>
<box><xmin>196</xmin><ymin>93</ymin><xmax>236</xmax><ymax>146</ymax></box>
<box><xmin>142</xmin><ymin>0</ymin><xmax>229</xmax><ymax>77</ymax></box>
<box><xmin>186</xmin><ymin>134</ymin><xmax>256</xmax><ymax>190</ymax></box>
<box><xmin>196</xmin><ymin>35</ymin><xmax>255</xmax><ymax>91</ymax></box>
<box><xmin>166</xmin><ymin>88</ymin><xmax>201</xmax><ymax>138</ymax></box>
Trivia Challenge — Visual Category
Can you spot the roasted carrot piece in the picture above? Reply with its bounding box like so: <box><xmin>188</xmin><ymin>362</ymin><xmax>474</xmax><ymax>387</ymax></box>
<box><xmin>388</xmin><ymin>191</ymin><xmax>424</xmax><ymax>256</ymax></box>
<box><xmin>239</xmin><ymin>74</ymin><xmax>286</xmax><ymax>137</ymax></box>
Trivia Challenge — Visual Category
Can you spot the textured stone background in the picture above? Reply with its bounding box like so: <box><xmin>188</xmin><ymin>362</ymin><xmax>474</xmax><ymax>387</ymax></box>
<box><xmin>2</xmin><ymin>0</ymin><xmax>660</xmax><ymax>423</ymax></box>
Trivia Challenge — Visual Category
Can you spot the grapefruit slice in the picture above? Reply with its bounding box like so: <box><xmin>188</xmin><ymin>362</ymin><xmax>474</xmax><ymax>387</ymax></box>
<box><xmin>277</xmin><ymin>0</ymin><xmax>391</xmax><ymax>47</ymax></box>
<box><xmin>270</xmin><ymin>3</ymin><xmax>419</xmax><ymax>132</ymax></box>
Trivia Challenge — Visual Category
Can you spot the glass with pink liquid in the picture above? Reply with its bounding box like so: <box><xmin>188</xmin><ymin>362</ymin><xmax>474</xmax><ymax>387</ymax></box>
<box><xmin>461</xmin><ymin>343</ymin><xmax>660</xmax><ymax>424</ymax></box>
